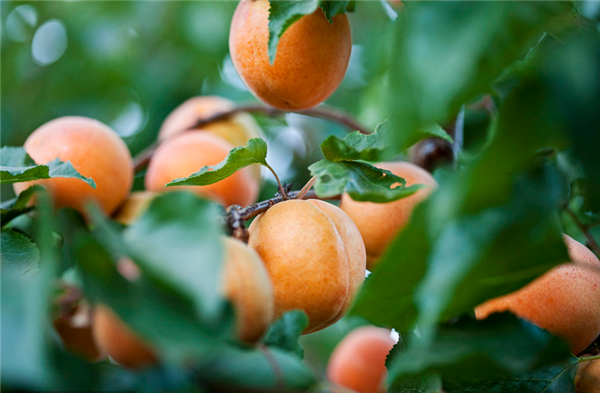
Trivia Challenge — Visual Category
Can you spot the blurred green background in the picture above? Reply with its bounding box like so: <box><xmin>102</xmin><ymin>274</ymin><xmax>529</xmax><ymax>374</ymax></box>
<box><xmin>1</xmin><ymin>0</ymin><xmax>400</xmax><ymax>202</ymax></box>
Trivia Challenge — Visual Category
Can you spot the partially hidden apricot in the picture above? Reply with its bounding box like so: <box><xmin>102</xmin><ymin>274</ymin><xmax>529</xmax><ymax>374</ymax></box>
<box><xmin>229</xmin><ymin>0</ymin><xmax>352</xmax><ymax>110</ymax></box>
<box><xmin>340</xmin><ymin>162</ymin><xmax>437</xmax><ymax>269</ymax></box>
<box><xmin>248</xmin><ymin>199</ymin><xmax>366</xmax><ymax>334</ymax></box>
<box><xmin>13</xmin><ymin>117</ymin><xmax>133</xmax><ymax>215</ymax></box>
<box><xmin>327</xmin><ymin>326</ymin><xmax>395</xmax><ymax>393</ymax></box>
<box><xmin>113</xmin><ymin>191</ymin><xmax>157</xmax><ymax>225</ymax></box>
<box><xmin>145</xmin><ymin>132</ymin><xmax>259</xmax><ymax>207</ymax></box>
<box><xmin>475</xmin><ymin>235</ymin><xmax>600</xmax><ymax>354</ymax></box>
<box><xmin>576</xmin><ymin>356</ymin><xmax>600</xmax><ymax>393</ymax></box>
<box><xmin>222</xmin><ymin>236</ymin><xmax>274</xmax><ymax>342</ymax></box>
<box><xmin>158</xmin><ymin>96</ymin><xmax>262</xmax><ymax>183</ymax></box>
<box><xmin>54</xmin><ymin>304</ymin><xmax>104</xmax><ymax>361</ymax></box>
<box><xmin>93</xmin><ymin>305</ymin><xmax>158</xmax><ymax>369</ymax></box>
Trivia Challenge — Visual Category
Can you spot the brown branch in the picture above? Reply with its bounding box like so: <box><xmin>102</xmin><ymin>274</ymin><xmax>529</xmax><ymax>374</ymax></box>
<box><xmin>223</xmin><ymin>190</ymin><xmax>341</xmax><ymax>242</ymax></box>
<box><xmin>133</xmin><ymin>105</ymin><xmax>369</xmax><ymax>173</ymax></box>
<box><xmin>566</xmin><ymin>207</ymin><xmax>600</xmax><ymax>258</ymax></box>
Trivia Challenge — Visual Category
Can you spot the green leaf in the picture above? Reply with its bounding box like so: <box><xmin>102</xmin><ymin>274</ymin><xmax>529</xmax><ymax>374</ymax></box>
<box><xmin>320</xmin><ymin>120</ymin><xmax>393</xmax><ymax>163</ymax></box>
<box><xmin>421</xmin><ymin>123</ymin><xmax>454</xmax><ymax>144</ymax></box>
<box><xmin>268</xmin><ymin>1</ymin><xmax>354</xmax><ymax>63</ymax></box>
<box><xmin>1</xmin><ymin>185</ymin><xmax>44</xmax><ymax>226</ymax></box>
<box><xmin>262</xmin><ymin>311</ymin><xmax>309</xmax><ymax>358</ymax></box>
<box><xmin>197</xmin><ymin>345</ymin><xmax>317</xmax><ymax>392</ymax></box>
<box><xmin>166</xmin><ymin>138</ymin><xmax>268</xmax><ymax>188</ymax></box>
<box><xmin>309</xmin><ymin>160</ymin><xmax>423</xmax><ymax>202</ymax></box>
<box><xmin>387</xmin><ymin>314</ymin><xmax>574</xmax><ymax>393</ymax></box>
<box><xmin>74</xmin><ymin>229</ymin><xmax>229</xmax><ymax>364</ymax></box>
<box><xmin>1</xmin><ymin>229</ymin><xmax>40</xmax><ymax>274</ymax></box>
<box><xmin>0</xmin><ymin>146</ymin><xmax>96</xmax><ymax>188</ymax></box>
<box><xmin>387</xmin><ymin>2</ymin><xmax>575</xmax><ymax>150</ymax></box>
<box><xmin>351</xmin><ymin>163</ymin><xmax>569</xmax><ymax>333</ymax></box>
<box><xmin>268</xmin><ymin>1</ymin><xmax>319</xmax><ymax>64</ymax></box>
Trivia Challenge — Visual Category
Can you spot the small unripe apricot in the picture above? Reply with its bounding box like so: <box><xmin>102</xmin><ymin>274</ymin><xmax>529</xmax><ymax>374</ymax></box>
<box><xmin>222</xmin><ymin>237</ymin><xmax>274</xmax><ymax>342</ymax></box>
<box><xmin>93</xmin><ymin>305</ymin><xmax>157</xmax><ymax>369</ymax></box>
<box><xmin>340</xmin><ymin>162</ymin><xmax>437</xmax><ymax>269</ymax></box>
<box><xmin>248</xmin><ymin>199</ymin><xmax>366</xmax><ymax>334</ymax></box>
<box><xmin>13</xmin><ymin>117</ymin><xmax>133</xmax><ymax>215</ymax></box>
<box><xmin>475</xmin><ymin>236</ymin><xmax>600</xmax><ymax>354</ymax></box>
<box><xmin>327</xmin><ymin>326</ymin><xmax>395</xmax><ymax>393</ymax></box>
<box><xmin>145</xmin><ymin>132</ymin><xmax>259</xmax><ymax>207</ymax></box>
<box><xmin>576</xmin><ymin>356</ymin><xmax>600</xmax><ymax>393</ymax></box>
<box><xmin>229</xmin><ymin>0</ymin><xmax>352</xmax><ymax>110</ymax></box>
<box><xmin>158</xmin><ymin>96</ymin><xmax>262</xmax><ymax>183</ymax></box>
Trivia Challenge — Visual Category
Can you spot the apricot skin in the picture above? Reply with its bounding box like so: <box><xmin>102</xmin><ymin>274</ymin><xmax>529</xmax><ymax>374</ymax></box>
<box><xmin>327</xmin><ymin>326</ymin><xmax>395</xmax><ymax>393</ymax></box>
<box><xmin>13</xmin><ymin>117</ymin><xmax>133</xmax><ymax>215</ymax></box>
<box><xmin>53</xmin><ymin>305</ymin><xmax>104</xmax><ymax>361</ymax></box>
<box><xmin>93</xmin><ymin>306</ymin><xmax>157</xmax><ymax>369</ymax></box>
<box><xmin>248</xmin><ymin>199</ymin><xmax>366</xmax><ymax>334</ymax></box>
<box><xmin>222</xmin><ymin>237</ymin><xmax>274</xmax><ymax>342</ymax></box>
<box><xmin>158</xmin><ymin>96</ymin><xmax>262</xmax><ymax>183</ymax></box>
<box><xmin>113</xmin><ymin>191</ymin><xmax>157</xmax><ymax>225</ymax></box>
<box><xmin>576</xmin><ymin>356</ymin><xmax>600</xmax><ymax>393</ymax></box>
<box><xmin>145</xmin><ymin>132</ymin><xmax>259</xmax><ymax>208</ymax></box>
<box><xmin>229</xmin><ymin>0</ymin><xmax>352</xmax><ymax>110</ymax></box>
<box><xmin>475</xmin><ymin>235</ymin><xmax>600</xmax><ymax>354</ymax></box>
<box><xmin>340</xmin><ymin>162</ymin><xmax>437</xmax><ymax>269</ymax></box>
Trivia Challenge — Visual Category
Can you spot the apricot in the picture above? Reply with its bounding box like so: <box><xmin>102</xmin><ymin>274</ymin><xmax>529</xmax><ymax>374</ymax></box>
<box><xmin>222</xmin><ymin>236</ymin><xmax>274</xmax><ymax>342</ymax></box>
<box><xmin>144</xmin><ymin>132</ymin><xmax>259</xmax><ymax>207</ymax></box>
<box><xmin>229</xmin><ymin>0</ymin><xmax>352</xmax><ymax>110</ymax></box>
<box><xmin>158</xmin><ymin>96</ymin><xmax>262</xmax><ymax>183</ymax></box>
<box><xmin>576</xmin><ymin>356</ymin><xmax>600</xmax><ymax>393</ymax></box>
<box><xmin>475</xmin><ymin>235</ymin><xmax>600</xmax><ymax>354</ymax></box>
<box><xmin>53</xmin><ymin>304</ymin><xmax>104</xmax><ymax>361</ymax></box>
<box><xmin>248</xmin><ymin>199</ymin><xmax>366</xmax><ymax>334</ymax></box>
<box><xmin>327</xmin><ymin>326</ymin><xmax>395</xmax><ymax>393</ymax></box>
<box><xmin>13</xmin><ymin>116</ymin><xmax>133</xmax><ymax>215</ymax></box>
<box><xmin>339</xmin><ymin>162</ymin><xmax>437</xmax><ymax>269</ymax></box>
<box><xmin>93</xmin><ymin>305</ymin><xmax>157</xmax><ymax>369</ymax></box>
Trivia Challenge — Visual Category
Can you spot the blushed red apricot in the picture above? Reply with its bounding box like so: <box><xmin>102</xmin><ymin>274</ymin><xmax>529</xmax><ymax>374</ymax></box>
<box><xmin>13</xmin><ymin>117</ymin><xmax>133</xmax><ymax>215</ymax></box>
<box><xmin>475</xmin><ymin>235</ymin><xmax>600</xmax><ymax>354</ymax></box>
<box><xmin>248</xmin><ymin>199</ymin><xmax>366</xmax><ymax>334</ymax></box>
<box><xmin>158</xmin><ymin>96</ymin><xmax>262</xmax><ymax>183</ymax></box>
<box><xmin>93</xmin><ymin>305</ymin><xmax>157</xmax><ymax>369</ymax></box>
<box><xmin>340</xmin><ymin>162</ymin><xmax>437</xmax><ymax>269</ymax></box>
<box><xmin>53</xmin><ymin>304</ymin><xmax>104</xmax><ymax>361</ymax></box>
<box><xmin>229</xmin><ymin>0</ymin><xmax>352</xmax><ymax>110</ymax></box>
<box><xmin>144</xmin><ymin>132</ymin><xmax>259</xmax><ymax>207</ymax></box>
<box><xmin>327</xmin><ymin>326</ymin><xmax>395</xmax><ymax>393</ymax></box>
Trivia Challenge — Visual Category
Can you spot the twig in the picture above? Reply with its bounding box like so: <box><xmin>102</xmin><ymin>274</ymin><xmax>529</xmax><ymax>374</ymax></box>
<box><xmin>223</xmin><ymin>190</ymin><xmax>341</xmax><ymax>243</ymax></box>
<box><xmin>566</xmin><ymin>207</ymin><xmax>600</xmax><ymax>257</ymax></box>
<box><xmin>132</xmin><ymin>105</ymin><xmax>369</xmax><ymax>173</ymax></box>
<box><xmin>579</xmin><ymin>354</ymin><xmax>600</xmax><ymax>362</ymax></box>
<box><xmin>264</xmin><ymin>164</ymin><xmax>289</xmax><ymax>200</ymax></box>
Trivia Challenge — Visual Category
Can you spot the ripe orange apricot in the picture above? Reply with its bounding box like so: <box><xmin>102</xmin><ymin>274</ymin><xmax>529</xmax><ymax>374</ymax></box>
<box><xmin>158</xmin><ymin>96</ymin><xmax>262</xmax><ymax>183</ymax></box>
<box><xmin>340</xmin><ymin>162</ymin><xmax>437</xmax><ymax>269</ymax></box>
<box><xmin>222</xmin><ymin>237</ymin><xmax>274</xmax><ymax>342</ymax></box>
<box><xmin>145</xmin><ymin>132</ymin><xmax>259</xmax><ymax>207</ymax></box>
<box><xmin>93</xmin><ymin>305</ymin><xmax>157</xmax><ymax>369</ymax></box>
<box><xmin>248</xmin><ymin>199</ymin><xmax>366</xmax><ymax>334</ymax></box>
<box><xmin>13</xmin><ymin>117</ymin><xmax>133</xmax><ymax>215</ymax></box>
<box><xmin>327</xmin><ymin>326</ymin><xmax>395</xmax><ymax>393</ymax></box>
<box><xmin>475</xmin><ymin>235</ymin><xmax>600</xmax><ymax>354</ymax></box>
<box><xmin>576</xmin><ymin>356</ymin><xmax>600</xmax><ymax>393</ymax></box>
<box><xmin>229</xmin><ymin>0</ymin><xmax>352</xmax><ymax>110</ymax></box>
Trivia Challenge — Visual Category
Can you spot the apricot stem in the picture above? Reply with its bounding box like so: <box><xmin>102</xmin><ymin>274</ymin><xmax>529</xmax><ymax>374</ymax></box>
<box><xmin>580</xmin><ymin>354</ymin><xmax>600</xmax><ymax>362</ymax></box>
<box><xmin>132</xmin><ymin>105</ymin><xmax>369</xmax><ymax>173</ymax></box>
<box><xmin>566</xmin><ymin>207</ymin><xmax>600</xmax><ymax>258</ymax></box>
<box><xmin>295</xmin><ymin>176</ymin><xmax>317</xmax><ymax>200</ymax></box>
